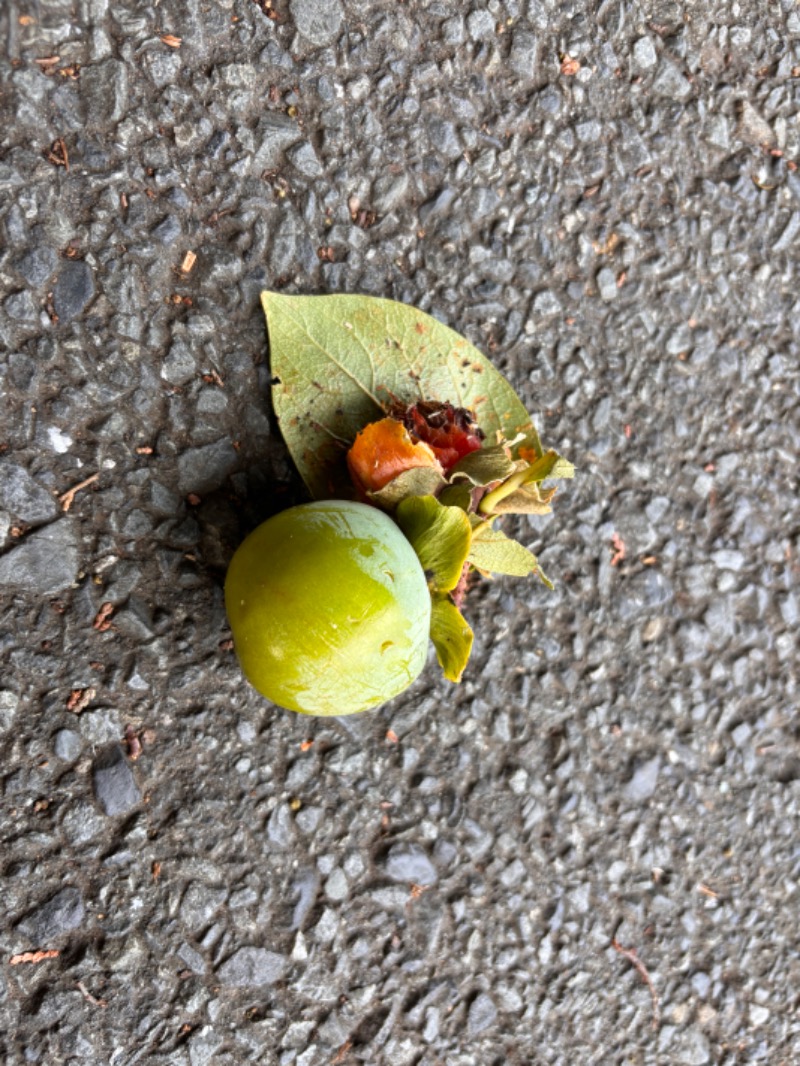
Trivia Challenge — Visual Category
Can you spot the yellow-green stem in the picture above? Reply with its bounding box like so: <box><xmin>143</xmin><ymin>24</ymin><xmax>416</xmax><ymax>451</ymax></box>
<box><xmin>469</xmin><ymin>517</ymin><xmax>495</xmax><ymax>538</ymax></box>
<box><xmin>479</xmin><ymin>467</ymin><xmax>531</xmax><ymax>515</ymax></box>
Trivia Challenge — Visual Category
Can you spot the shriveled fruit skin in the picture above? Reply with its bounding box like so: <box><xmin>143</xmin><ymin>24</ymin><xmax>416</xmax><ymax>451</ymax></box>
<box><xmin>224</xmin><ymin>501</ymin><xmax>431</xmax><ymax>716</ymax></box>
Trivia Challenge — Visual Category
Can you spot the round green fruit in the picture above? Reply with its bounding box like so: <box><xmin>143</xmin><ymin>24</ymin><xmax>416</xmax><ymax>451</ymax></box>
<box><xmin>224</xmin><ymin>501</ymin><xmax>431</xmax><ymax>716</ymax></box>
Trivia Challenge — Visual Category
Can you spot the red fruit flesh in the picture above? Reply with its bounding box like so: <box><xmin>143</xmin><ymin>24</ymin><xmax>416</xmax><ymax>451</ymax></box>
<box><xmin>390</xmin><ymin>401</ymin><xmax>484</xmax><ymax>472</ymax></box>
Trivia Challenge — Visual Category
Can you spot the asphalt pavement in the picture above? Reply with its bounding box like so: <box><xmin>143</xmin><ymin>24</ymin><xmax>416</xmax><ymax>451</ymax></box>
<box><xmin>1</xmin><ymin>1</ymin><xmax>799</xmax><ymax>1063</ymax></box>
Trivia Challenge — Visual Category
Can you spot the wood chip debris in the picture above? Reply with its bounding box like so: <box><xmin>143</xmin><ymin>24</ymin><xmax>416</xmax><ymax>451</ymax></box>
<box><xmin>353</xmin><ymin>208</ymin><xmax>377</xmax><ymax>229</ymax></box>
<box><xmin>66</xmin><ymin>687</ymin><xmax>95</xmax><ymax>713</ymax></box>
<box><xmin>180</xmin><ymin>250</ymin><xmax>197</xmax><ymax>274</ymax></box>
<box><xmin>124</xmin><ymin>724</ymin><xmax>143</xmax><ymax>760</ymax></box>
<box><xmin>76</xmin><ymin>981</ymin><xmax>108</xmax><ymax>1007</ymax></box>
<box><xmin>59</xmin><ymin>472</ymin><xmax>99</xmax><ymax>511</ymax></box>
<box><xmin>160</xmin><ymin>34</ymin><xmax>182</xmax><ymax>48</ymax></box>
<box><xmin>610</xmin><ymin>532</ymin><xmax>626</xmax><ymax>566</ymax></box>
<box><xmin>697</xmin><ymin>883</ymin><xmax>720</xmax><ymax>899</ymax></box>
<box><xmin>611</xmin><ymin>938</ymin><xmax>661</xmax><ymax>1028</ymax></box>
<box><xmin>45</xmin><ymin>137</ymin><xmax>69</xmax><ymax>171</ymax></box>
<box><xmin>10</xmin><ymin>950</ymin><xmax>59</xmax><ymax>965</ymax></box>
<box><xmin>331</xmin><ymin>1040</ymin><xmax>353</xmax><ymax>1065</ymax></box>
<box><xmin>93</xmin><ymin>602</ymin><xmax>115</xmax><ymax>631</ymax></box>
<box><xmin>560</xmin><ymin>54</ymin><xmax>581</xmax><ymax>76</ymax></box>
<box><xmin>593</xmin><ymin>232</ymin><xmax>620</xmax><ymax>256</ymax></box>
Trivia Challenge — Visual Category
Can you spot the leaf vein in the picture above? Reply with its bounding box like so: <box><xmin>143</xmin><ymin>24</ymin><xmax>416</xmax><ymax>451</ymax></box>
<box><xmin>280</xmin><ymin>305</ymin><xmax>383</xmax><ymax>409</ymax></box>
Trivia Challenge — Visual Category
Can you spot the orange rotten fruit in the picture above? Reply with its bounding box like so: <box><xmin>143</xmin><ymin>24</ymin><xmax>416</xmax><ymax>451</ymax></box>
<box><xmin>347</xmin><ymin>417</ymin><xmax>442</xmax><ymax>496</ymax></box>
<box><xmin>395</xmin><ymin>401</ymin><xmax>485</xmax><ymax>472</ymax></box>
<box><xmin>347</xmin><ymin>402</ymin><xmax>484</xmax><ymax>496</ymax></box>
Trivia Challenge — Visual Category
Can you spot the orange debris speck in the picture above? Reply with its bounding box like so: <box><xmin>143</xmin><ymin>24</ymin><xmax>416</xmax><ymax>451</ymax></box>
<box><xmin>10</xmin><ymin>950</ymin><xmax>59</xmax><ymax>965</ymax></box>
<box><xmin>561</xmin><ymin>54</ymin><xmax>580</xmax><ymax>76</ymax></box>
<box><xmin>610</xmin><ymin>533</ymin><xmax>626</xmax><ymax>566</ymax></box>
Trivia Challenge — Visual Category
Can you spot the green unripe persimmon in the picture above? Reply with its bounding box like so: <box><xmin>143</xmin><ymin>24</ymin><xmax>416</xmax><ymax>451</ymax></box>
<box><xmin>224</xmin><ymin>501</ymin><xmax>431</xmax><ymax>716</ymax></box>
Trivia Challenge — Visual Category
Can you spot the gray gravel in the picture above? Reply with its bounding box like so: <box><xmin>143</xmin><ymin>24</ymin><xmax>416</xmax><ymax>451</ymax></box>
<box><xmin>1</xmin><ymin>1</ymin><xmax>799</xmax><ymax>1064</ymax></box>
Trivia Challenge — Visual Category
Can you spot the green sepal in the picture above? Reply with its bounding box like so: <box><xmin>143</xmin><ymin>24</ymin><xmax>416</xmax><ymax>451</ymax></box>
<box><xmin>469</xmin><ymin>526</ymin><xmax>539</xmax><ymax>576</ymax></box>
<box><xmin>438</xmin><ymin>483</ymin><xmax>473</xmax><ymax>511</ymax></box>
<box><xmin>430</xmin><ymin>595</ymin><xmax>474</xmax><ymax>682</ymax></box>
<box><xmin>488</xmin><ymin>483</ymin><xmax>557</xmax><ymax>516</ymax></box>
<box><xmin>448</xmin><ymin>442</ymin><xmax>516</xmax><ymax>487</ymax></box>
<box><xmin>367</xmin><ymin>466</ymin><xmax>448</xmax><ymax>510</ymax></box>
<box><xmin>468</xmin><ymin>526</ymin><xmax>552</xmax><ymax>588</ymax></box>
<box><xmin>478</xmin><ymin>448</ymin><xmax>571</xmax><ymax>516</ymax></box>
<box><xmin>395</xmin><ymin>495</ymin><xmax>472</xmax><ymax>593</ymax></box>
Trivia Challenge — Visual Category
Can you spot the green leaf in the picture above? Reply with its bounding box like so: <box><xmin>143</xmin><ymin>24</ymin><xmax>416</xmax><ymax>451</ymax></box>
<box><xmin>263</xmin><ymin>291</ymin><xmax>540</xmax><ymax>499</ymax></box>
<box><xmin>430</xmin><ymin>596</ymin><xmax>474</xmax><ymax>682</ymax></box>
<box><xmin>448</xmin><ymin>442</ymin><xmax>516</xmax><ymax>486</ymax></box>
<box><xmin>395</xmin><ymin>495</ymin><xmax>472</xmax><ymax>592</ymax></box>
<box><xmin>468</xmin><ymin>526</ymin><xmax>554</xmax><ymax>588</ymax></box>
<box><xmin>366</xmin><ymin>466</ymin><xmax>448</xmax><ymax>510</ymax></box>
